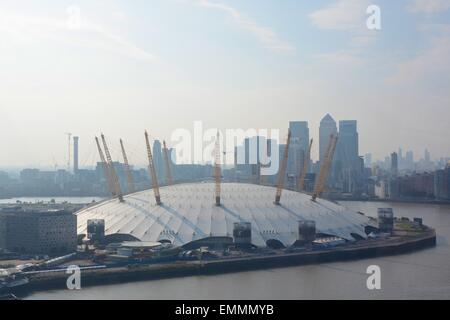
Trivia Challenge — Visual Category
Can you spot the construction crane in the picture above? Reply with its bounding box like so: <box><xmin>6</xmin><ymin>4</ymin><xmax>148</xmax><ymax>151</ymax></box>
<box><xmin>119</xmin><ymin>139</ymin><xmax>135</xmax><ymax>194</ymax></box>
<box><xmin>101</xmin><ymin>134</ymin><xmax>124</xmax><ymax>202</ymax></box>
<box><xmin>298</xmin><ymin>139</ymin><xmax>313</xmax><ymax>192</ymax></box>
<box><xmin>163</xmin><ymin>140</ymin><xmax>173</xmax><ymax>185</ymax></box>
<box><xmin>275</xmin><ymin>130</ymin><xmax>291</xmax><ymax>205</ymax></box>
<box><xmin>312</xmin><ymin>134</ymin><xmax>338</xmax><ymax>201</ymax></box>
<box><xmin>214</xmin><ymin>131</ymin><xmax>221</xmax><ymax>206</ymax></box>
<box><xmin>95</xmin><ymin>137</ymin><xmax>115</xmax><ymax>197</ymax></box>
<box><xmin>145</xmin><ymin>131</ymin><xmax>162</xmax><ymax>205</ymax></box>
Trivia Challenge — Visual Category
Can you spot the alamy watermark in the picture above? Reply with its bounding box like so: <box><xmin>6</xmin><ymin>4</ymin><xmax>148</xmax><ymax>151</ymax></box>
<box><xmin>366</xmin><ymin>265</ymin><xmax>381</xmax><ymax>290</ymax></box>
<box><xmin>66</xmin><ymin>5</ymin><xmax>82</xmax><ymax>30</ymax></box>
<box><xmin>170</xmin><ymin>121</ymin><xmax>281</xmax><ymax>176</ymax></box>
<box><xmin>367</xmin><ymin>5</ymin><xmax>381</xmax><ymax>30</ymax></box>
<box><xmin>66</xmin><ymin>265</ymin><xmax>81</xmax><ymax>290</ymax></box>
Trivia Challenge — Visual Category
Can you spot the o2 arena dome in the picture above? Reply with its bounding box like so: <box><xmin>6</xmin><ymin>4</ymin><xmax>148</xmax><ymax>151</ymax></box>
<box><xmin>76</xmin><ymin>183</ymin><xmax>374</xmax><ymax>248</ymax></box>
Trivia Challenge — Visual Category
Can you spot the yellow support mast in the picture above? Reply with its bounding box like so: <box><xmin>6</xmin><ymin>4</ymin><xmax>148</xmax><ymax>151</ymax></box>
<box><xmin>145</xmin><ymin>131</ymin><xmax>162</xmax><ymax>205</ymax></box>
<box><xmin>312</xmin><ymin>134</ymin><xmax>338</xmax><ymax>201</ymax></box>
<box><xmin>120</xmin><ymin>139</ymin><xmax>135</xmax><ymax>194</ymax></box>
<box><xmin>214</xmin><ymin>131</ymin><xmax>221</xmax><ymax>206</ymax></box>
<box><xmin>298</xmin><ymin>139</ymin><xmax>313</xmax><ymax>192</ymax></box>
<box><xmin>275</xmin><ymin>130</ymin><xmax>291</xmax><ymax>205</ymax></box>
<box><xmin>101</xmin><ymin>134</ymin><xmax>124</xmax><ymax>202</ymax></box>
<box><xmin>95</xmin><ymin>137</ymin><xmax>115</xmax><ymax>197</ymax></box>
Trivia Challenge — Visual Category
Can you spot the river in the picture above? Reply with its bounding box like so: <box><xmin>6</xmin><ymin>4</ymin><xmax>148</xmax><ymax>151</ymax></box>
<box><xmin>25</xmin><ymin>201</ymin><xmax>450</xmax><ymax>300</ymax></box>
<box><xmin>0</xmin><ymin>196</ymin><xmax>104</xmax><ymax>204</ymax></box>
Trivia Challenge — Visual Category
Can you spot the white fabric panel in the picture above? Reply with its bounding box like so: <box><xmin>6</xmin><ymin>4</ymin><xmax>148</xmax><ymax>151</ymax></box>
<box><xmin>76</xmin><ymin>183</ymin><xmax>372</xmax><ymax>247</ymax></box>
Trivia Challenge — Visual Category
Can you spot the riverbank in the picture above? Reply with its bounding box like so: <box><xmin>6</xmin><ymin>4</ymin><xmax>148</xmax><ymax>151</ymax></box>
<box><xmin>18</xmin><ymin>227</ymin><xmax>436</xmax><ymax>295</ymax></box>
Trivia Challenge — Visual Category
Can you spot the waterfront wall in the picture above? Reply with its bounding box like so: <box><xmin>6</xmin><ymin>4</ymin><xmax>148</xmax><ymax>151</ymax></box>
<box><xmin>23</xmin><ymin>230</ymin><xmax>436</xmax><ymax>294</ymax></box>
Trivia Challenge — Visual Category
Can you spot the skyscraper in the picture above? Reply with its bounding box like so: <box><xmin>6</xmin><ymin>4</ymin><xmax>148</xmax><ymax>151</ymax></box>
<box><xmin>405</xmin><ymin>150</ymin><xmax>414</xmax><ymax>170</ymax></box>
<box><xmin>398</xmin><ymin>147</ymin><xmax>403</xmax><ymax>168</ymax></box>
<box><xmin>319</xmin><ymin>114</ymin><xmax>337</xmax><ymax>163</ymax></box>
<box><xmin>364</xmin><ymin>153</ymin><xmax>372</xmax><ymax>167</ymax></box>
<box><xmin>288</xmin><ymin>121</ymin><xmax>309</xmax><ymax>186</ymax></box>
<box><xmin>424</xmin><ymin>149</ymin><xmax>431</xmax><ymax>163</ymax></box>
<box><xmin>336</xmin><ymin>120</ymin><xmax>360</xmax><ymax>194</ymax></box>
<box><xmin>391</xmin><ymin>152</ymin><xmax>398</xmax><ymax>176</ymax></box>
<box><xmin>289</xmin><ymin>121</ymin><xmax>309</xmax><ymax>151</ymax></box>
<box><xmin>337</xmin><ymin>120</ymin><xmax>359</xmax><ymax>166</ymax></box>
<box><xmin>235</xmin><ymin>136</ymin><xmax>274</xmax><ymax>183</ymax></box>
<box><xmin>153</xmin><ymin>140</ymin><xmax>164</xmax><ymax>181</ymax></box>
<box><xmin>245</xmin><ymin>136</ymin><xmax>261</xmax><ymax>183</ymax></box>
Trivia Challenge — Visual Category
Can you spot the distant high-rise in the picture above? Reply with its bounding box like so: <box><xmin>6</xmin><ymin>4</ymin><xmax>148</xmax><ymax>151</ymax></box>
<box><xmin>234</xmin><ymin>136</ymin><xmax>275</xmax><ymax>183</ymax></box>
<box><xmin>364</xmin><ymin>153</ymin><xmax>372</xmax><ymax>167</ymax></box>
<box><xmin>245</xmin><ymin>136</ymin><xmax>261</xmax><ymax>182</ymax></box>
<box><xmin>338</xmin><ymin>120</ymin><xmax>359</xmax><ymax>166</ymax></box>
<box><xmin>424</xmin><ymin>149</ymin><xmax>431</xmax><ymax>163</ymax></box>
<box><xmin>153</xmin><ymin>140</ymin><xmax>164</xmax><ymax>181</ymax></box>
<box><xmin>288</xmin><ymin>121</ymin><xmax>309</xmax><ymax>184</ymax></box>
<box><xmin>384</xmin><ymin>156</ymin><xmax>390</xmax><ymax>169</ymax></box>
<box><xmin>405</xmin><ymin>150</ymin><xmax>414</xmax><ymax>169</ymax></box>
<box><xmin>289</xmin><ymin>121</ymin><xmax>309</xmax><ymax>151</ymax></box>
<box><xmin>398</xmin><ymin>147</ymin><xmax>403</xmax><ymax>167</ymax></box>
<box><xmin>391</xmin><ymin>152</ymin><xmax>398</xmax><ymax>176</ymax></box>
<box><xmin>336</xmin><ymin>120</ymin><xmax>360</xmax><ymax>194</ymax></box>
<box><xmin>73</xmin><ymin>136</ymin><xmax>79</xmax><ymax>173</ymax></box>
<box><xmin>319</xmin><ymin>114</ymin><xmax>337</xmax><ymax>163</ymax></box>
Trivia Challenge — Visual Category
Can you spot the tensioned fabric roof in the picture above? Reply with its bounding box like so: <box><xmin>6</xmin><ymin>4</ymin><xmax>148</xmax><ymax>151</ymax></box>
<box><xmin>76</xmin><ymin>183</ymin><xmax>373</xmax><ymax>247</ymax></box>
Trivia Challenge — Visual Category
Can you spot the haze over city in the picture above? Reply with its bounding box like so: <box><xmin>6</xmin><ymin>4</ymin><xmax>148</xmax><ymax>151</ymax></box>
<box><xmin>1</xmin><ymin>0</ymin><xmax>450</xmax><ymax>168</ymax></box>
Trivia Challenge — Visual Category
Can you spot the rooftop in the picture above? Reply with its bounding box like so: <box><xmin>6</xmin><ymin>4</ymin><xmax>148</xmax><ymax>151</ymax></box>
<box><xmin>76</xmin><ymin>183</ymin><xmax>374</xmax><ymax>248</ymax></box>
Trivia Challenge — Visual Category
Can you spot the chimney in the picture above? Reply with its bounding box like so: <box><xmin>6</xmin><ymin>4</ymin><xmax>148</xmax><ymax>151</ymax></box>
<box><xmin>73</xmin><ymin>136</ymin><xmax>79</xmax><ymax>173</ymax></box>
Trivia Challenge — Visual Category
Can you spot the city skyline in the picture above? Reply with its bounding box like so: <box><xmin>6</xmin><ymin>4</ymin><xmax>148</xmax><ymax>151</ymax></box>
<box><xmin>1</xmin><ymin>0</ymin><xmax>450</xmax><ymax>167</ymax></box>
<box><xmin>1</xmin><ymin>118</ymin><xmax>447</xmax><ymax>172</ymax></box>
<box><xmin>0</xmin><ymin>123</ymin><xmax>448</xmax><ymax>171</ymax></box>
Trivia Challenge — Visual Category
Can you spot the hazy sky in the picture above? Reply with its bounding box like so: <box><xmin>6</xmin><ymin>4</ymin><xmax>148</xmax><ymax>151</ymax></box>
<box><xmin>1</xmin><ymin>0</ymin><xmax>449</xmax><ymax>168</ymax></box>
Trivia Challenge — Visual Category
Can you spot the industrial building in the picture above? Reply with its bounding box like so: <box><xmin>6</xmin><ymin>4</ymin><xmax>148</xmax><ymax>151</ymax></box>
<box><xmin>76</xmin><ymin>182</ymin><xmax>374</xmax><ymax>249</ymax></box>
<box><xmin>0</xmin><ymin>208</ymin><xmax>77</xmax><ymax>255</ymax></box>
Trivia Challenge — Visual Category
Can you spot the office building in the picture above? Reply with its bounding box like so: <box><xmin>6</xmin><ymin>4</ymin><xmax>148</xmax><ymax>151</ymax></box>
<box><xmin>391</xmin><ymin>152</ymin><xmax>398</xmax><ymax>176</ymax></box>
<box><xmin>153</xmin><ymin>140</ymin><xmax>164</xmax><ymax>181</ymax></box>
<box><xmin>289</xmin><ymin>121</ymin><xmax>309</xmax><ymax>152</ymax></box>
<box><xmin>0</xmin><ymin>208</ymin><xmax>77</xmax><ymax>255</ymax></box>
<box><xmin>319</xmin><ymin>114</ymin><xmax>337</xmax><ymax>163</ymax></box>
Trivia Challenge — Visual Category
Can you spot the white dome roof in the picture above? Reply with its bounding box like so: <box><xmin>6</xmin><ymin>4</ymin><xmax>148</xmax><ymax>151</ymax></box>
<box><xmin>76</xmin><ymin>182</ymin><xmax>372</xmax><ymax>247</ymax></box>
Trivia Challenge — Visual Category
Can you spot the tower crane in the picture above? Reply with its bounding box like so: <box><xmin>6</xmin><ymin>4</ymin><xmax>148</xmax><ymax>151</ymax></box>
<box><xmin>95</xmin><ymin>137</ymin><xmax>115</xmax><ymax>198</ymax></box>
<box><xmin>214</xmin><ymin>131</ymin><xmax>221</xmax><ymax>206</ymax></box>
<box><xmin>120</xmin><ymin>139</ymin><xmax>135</xmax><ymax>194</ymax></box>
<box><xmin>145</xmin><ymin>131</ymin><xmax>162</xmax><ymax>205</ymax></box>
<box><xmin>312</xmin><ymin>134</ymin><xmax>338</xmax><ymax>201</ymax></box>
<box><xmin>298</xmin><ymin>139</ymin><xmax>313</xmax><ymax>192</ymax></box>
<box><xmin>101</xmin><ymin>134</ymin><xmax>124</xmax><ymax>202</ymax></box>
<box><xmin>163</xmin><ymin>140</ymin><xmax>173</xmax><ymax>185</ymax></box>
<box><xmin>275</xmin><ymin>130</ymin><xmax>291</xmax><ymax>205</ymax></box>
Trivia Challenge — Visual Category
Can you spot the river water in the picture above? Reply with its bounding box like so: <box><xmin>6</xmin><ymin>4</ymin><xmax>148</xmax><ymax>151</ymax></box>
<box><xmin>0</xmin><ymin>196</ymin><xmax>104</xmax><ymax>204</ymax></box>
<box><xmin>25</xmin><ymin>201</ymin><xmax>450</xmax><ymax>300</ymax></box>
